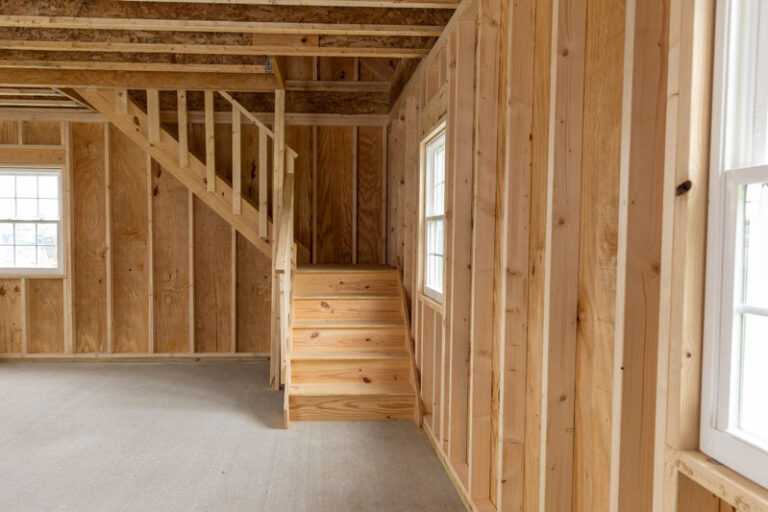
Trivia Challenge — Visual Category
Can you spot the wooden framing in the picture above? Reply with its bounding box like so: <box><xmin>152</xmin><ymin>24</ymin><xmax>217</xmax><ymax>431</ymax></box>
<box><xmin>121</xmin><ymin>0</ymin><xmax>459</xmax><ymax>8</ymax></box>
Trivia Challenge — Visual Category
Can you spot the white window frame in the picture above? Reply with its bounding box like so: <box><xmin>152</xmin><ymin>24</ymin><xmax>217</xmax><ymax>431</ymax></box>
<box><xmin>0</xmin><ymin>166</ymin><xmax>65</xmax><ymax>276</ymax></box>
<box><xmin>701</xmin><ymin>0</ymin><xmax>768</xmax><ymax>489</ymax></box>
<box><xmin>420</xmin><ymin>124</ymin><xmax>447</xmax><ymax>304</ymax></box>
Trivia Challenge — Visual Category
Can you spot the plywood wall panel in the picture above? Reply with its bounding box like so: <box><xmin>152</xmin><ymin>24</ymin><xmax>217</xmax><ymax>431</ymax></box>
<box><xmin>316</xmin><ymin>126</ymin><xmax>354</xmax><ymax>264</ymax></box>
<box><xmin>318</xmin><ymin>57</ymin><xmax>356</xmax><ymax>81</ymax></box>
<box><xmin>357</xmin><ymin>126</ymin><xmax>383</xmax><ymax>264</ymax></box>
<box><xmin>193</xmin><ymin>198</ymin><xmax>232</xmax><ymax>353</ymax></box>
<box><xmin>0</xmin><ymin>279</ymin><xmax>23</xmax><ymax>353</ymax></box>
<box><xmin>109</xmin><ymin>126</ymin><xmax>150</xmax><ymax>354</ymax></box>
<box><xmin>0</xmin><ymin>121</ymin><xmax>19</xmax><ymax>144</ymax></box>
<box><xmin>151</xmin><ymin>160</ymin><xmax>190</xmax><ymax>353</ymax></box>
<box><xmin>236</xmin><ymin>233</ymin><xmax>271</xmax><ymax>353</ymax></box>
<box><xmin>241</xmin><ymin>124</ymin><xmax>273</xmax><ymax>214</ymax></box>
<box><xmin>72</xmin><ymin>122</ymin><xmax>107</xmax><ymax>353</ymax></box>
<box><xmin>22</xmin><ymin>121</ymin><xmax>61</xmax><ymax>145</ymax></box>
<box><xmin>286</xmin><ymin>126</ymin><xmax>313</xmax><ymax>249</ymax></box>
<box><xmin>26</xmin><ymin>279</ymin><xmax>64</xmax><ymax>353</ymax></box>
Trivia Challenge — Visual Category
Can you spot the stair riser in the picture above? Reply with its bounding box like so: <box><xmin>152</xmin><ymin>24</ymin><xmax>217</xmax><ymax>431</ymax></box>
<box><xmin>292</xmin><ymin>327</ymin><xmax>406</xmax><ymax>352</ymax></box>
<box><xmin>290</xmin><ymin>395</ymin><xmax>414</xmax><ymax>421</ymax></box>
<box><xmin>292</xmin><ymin>359</ymin><xmax>410</xmax><ymax>385</ymax></box>
<box><xmin>293</xmin><ymin>297</ymin><xmax>403</xmax><ymax>325</ymax></box>
<box><xmin>295</xmin><ymin>271</ymin><xmax>399</xmax><ymax>296</ymax></box>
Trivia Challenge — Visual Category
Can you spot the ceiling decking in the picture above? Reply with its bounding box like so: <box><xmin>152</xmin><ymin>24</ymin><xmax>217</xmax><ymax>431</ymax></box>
<box><xmin>0</xmin><ymin>0</ymin><xmax>456</xmax><ymax>114</ymax></box>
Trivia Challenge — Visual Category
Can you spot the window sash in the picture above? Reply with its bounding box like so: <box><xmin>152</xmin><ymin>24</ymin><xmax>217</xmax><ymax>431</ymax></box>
<box><xmin>0</xmin><ymin>168</ymin><xmax>63</xmax><ymax>275</ymax></box>
<box><xmin>422</xmin><ymin>129</ymin><xmax>446</xmax><ymax>304</ymax></box>
<box><xmin>702</xmin><ymin>0</ymin><xmax>768</xmax><ymax>488</ymax></box>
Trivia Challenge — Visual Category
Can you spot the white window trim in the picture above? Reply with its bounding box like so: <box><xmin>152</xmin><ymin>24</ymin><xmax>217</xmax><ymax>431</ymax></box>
<box><xmin>701</xmin><ymin>0</ymin><xmax>768</xmax><ymax>489</ymax></box>
<box><xmin>420</xmin><ymin>123</ymin><xmax>446</xmax><ymax>305</ymax></box>
<box><xmin>0</xmin><ymin>166</ymin><xmax>65</xmax><ymax>277</ymax></box>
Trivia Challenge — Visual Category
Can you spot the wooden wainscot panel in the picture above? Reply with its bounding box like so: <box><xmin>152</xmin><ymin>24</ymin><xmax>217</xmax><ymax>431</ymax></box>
<box><xmin>194</xmin><ymin>198</ymin><xmax>233</xmax><ymax>353</ymax></box>
<box><xmin>72</xmin><ymin>122</ymin><xmax>107</xmax><ymax>353</ymax></box>
<box><xmin>0</xmin><ymin>279</ymin><xmax>24</xmax><ymax>353</ymax></box>
<box><xmin>109</xmin><ymin>126</ymin><xmax>150</xmax><ymax>354</ymax></box>
<box><xmin>236</xmin><ymin>233</ymin><xmax>271</xmax><ymax>353</ymax></box>
<box><xmin>151</xmin><ymin>160</ymin><xmax>190</xmax><ymax>353</ymax></box>
<box><xmin>26</xmin><ymin>279</ymin><xmax>64</xmax><ymax>353</ymax></box>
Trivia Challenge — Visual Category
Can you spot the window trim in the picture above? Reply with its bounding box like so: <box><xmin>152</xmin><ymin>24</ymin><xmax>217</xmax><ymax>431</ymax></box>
<box><xmin>0</xmin><ymin>166</ymin><xmax>65</xmax><ymax>277</ymax></box>
<box><xmin>701</xmin><ymin>0</ymin><xmax>768</xmax><ymax>489</ymax></box>
<box><xmin>419</xmin><ymin>122</ymin><xmax>447</xmax><ymax>305</ymax></box>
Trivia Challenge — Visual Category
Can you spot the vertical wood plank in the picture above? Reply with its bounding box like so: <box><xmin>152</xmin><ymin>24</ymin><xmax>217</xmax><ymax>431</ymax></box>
<box><xmin>71</xmin><ymin>122</ymin><xmax>107</xmax><ymax>353</ymax></box>
<box><xmin>147</xmin><ymin>154</ymin><xmax>155</xmax><ymax>353</ymax></box>
<box><xmin>189</xmin><ymin>191</ymin><xmax>195</xmax><ymax>353</ymax></box>
<box><xmin>232</xmin><ymin>106</ymin><xmax>242</xmax><ymax>215</ymax></box>
<box><xmin>204</xmin><ymin>90</ymin><xmax>216</xmax><ymax>192</ymax></box>
<box><xmin>539</xmin><ymin>0</ymin><xmax>587</xmax><ymax>510</ymax></box>
<box><xmin>110</xmin><ymin>126</ymin><xmax>150</xmax><ymax>354</ymax></box>
<box><xmin>147</xmin><ymin>88</ymin><xmax>160</xmax><ymax>144</ymax></box>
<box><xmin>61</xmin><ymin>122</ymin><xmax>74</xmax><ymax>354</ymax></box>
<box><xmin>177</xmin><ymin>90</ymin><xmax>189</xmax><ymax>168</ymax></box>
<box><xmin>105</xmin><ymin>124</ymin><xmax>113</xmax><ymax>353</ymax></box>
<box><xmin>26</xmin><ymin>279</ymin><xmax>64</xmax><ymax>353</ymax></box>
<box><xmin>236</xmin><ymin>233</ymin><xmax>272</xmax><ymax>353</ymax></box>
<box><xmin>259</xmin><ymin>128</ymin><xmax>268</xmax><ymax>239</ymax></box>
<box><xmin>357</xmin><ymin>126</ymin><xmax>384</xmax><ymax>264</ymax></box>
<box><xmin>0</xmin><ymin>279</ymin><xmax>24</xmax><ymax>353</ymax></box>
<box><xmin>316</xmin><ymin>127</ymin><xmax>354</xmax><ymax>263</ymax></box>
<box><xmin>352</xmin><ymin>126</ymin><xmax>359</xmax><ymax>263</ymax></box>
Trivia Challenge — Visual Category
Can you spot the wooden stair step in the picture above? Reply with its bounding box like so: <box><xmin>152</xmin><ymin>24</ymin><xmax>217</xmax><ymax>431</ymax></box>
<box><xmin>294</xmin><ymin>269</ymin><xmax>399</xmax><ymax>297</ymax></box>
<box><xmin>292</xmin><ymin>326</ymin><xmax>406</xmax><ymax>352</ymax></box>
<box><xmin>291</xmin><ymin>348</ymin><xmax>409</xmax><ymax>360</ymax></box>
<box><xmin>293</xmin><ymin>296</ymin><xmax>403</xmax><ymax>324</ymax></box>
<box><xmin>292</xmin><ymin>320</ymin><xmax>404</xmax><ymax>329</ymax></box>
<box><xmin>290</xmin><ymin>381</ymin><xmax>414</xmax><ymax>396</ymax></box>
<box><xmin>291</xmin><ymin>358</ymin><xmax>410</xmax><ymax>385</ymax></box>
<box><xmin>289</xmin><ymin>393</ymin><xmax>414</xmax><ymax>421</ymax></box>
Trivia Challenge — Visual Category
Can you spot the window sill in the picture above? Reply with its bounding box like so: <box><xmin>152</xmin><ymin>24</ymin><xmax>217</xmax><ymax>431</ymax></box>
<box><xmin>417</xmin><ymin>291</ymin><xmax>444</xmax><ymax>314</ymax></box>
<box><xmin>667</xmin><ymin>449</ymin><xmax>768</xmax><ymax>510</ymax></box>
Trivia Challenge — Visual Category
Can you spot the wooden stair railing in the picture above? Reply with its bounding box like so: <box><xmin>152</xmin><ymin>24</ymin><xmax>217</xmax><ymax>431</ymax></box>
<box><xmin>77</xmin><ymin>87</ymin><xmax>302</xmax><ymax>399</ymax></box>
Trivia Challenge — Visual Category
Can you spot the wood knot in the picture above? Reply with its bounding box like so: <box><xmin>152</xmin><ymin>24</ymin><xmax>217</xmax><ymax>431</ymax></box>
<box><xmin>310</xmin><ymin>332</ymin><xmax>319</xmax><ymax>338</ymax></box>
<box><xmin>320</xmin><ymin>300</ymin><xmax>330</xmax><ymax>309</ymax></box>
<box><xmin>362</xmin><ymin>377</ymin><xmax>371</xmax><ymax>383</ymax></box>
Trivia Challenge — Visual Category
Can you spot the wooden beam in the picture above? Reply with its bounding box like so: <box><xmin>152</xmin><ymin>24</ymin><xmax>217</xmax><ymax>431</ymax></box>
<box><xmin>0</xmin><ymin>16</ymin><xmax>443</xmax><ymax>37</ymax></box>
<box><xmin>0</xmin><ymin>87</ymin><xmax>57</xmax><ymax>96</ymax></box>
<box><xmin>0</xmin><ymin>145</ymin><xmax>66</xmax><ymax>165</ymax></box>
<box><xmin>270</xmin><ymin>56</ymin><xmax>287</xmax><ymax>89</ymax></box>
<box><xmin>147</xmin><ymin>88</ymin><xmax>160</xmax><ymax>143</ymax></box>
<box><xmin>0</xmin><ymin>39</ymin><xmax>430</xmax><ymax>59</ymax></box>
<box><xmin>1</xmin><ymin>69</ymin><xmax>277</xmax><ymax>91</ymax></box>
<box><xmin>0</xmin><ymin>59</ymin><xmax>267</xmax><ymax>74</ymax></box>
<box><xmin>259</xmin><ymin>127</ymin><xmax>268</xmax><ymax>239</ymax></box>
<box><xmin>360</xmin><ymin>57</ymin><xmax>397</xmax><ymax>81</ymax></box>
<box><xmin>204</xmin><ymin>90</ymin><xmax>216</xmax><ymax>192</ymax></box>
<box><xmin>0</xmin><ymin>98</ymin><xmax>79</xmax><ymax>108</ymax></box>
<box><xmin>286</xmin><ymin>80</ymin><xmax>389</xmax><ymax>92</ymax></box>
<box><xmin>121</xmin><ymin>0</ymin><xmax>460</xmax><ymax>8</ymax></box>
<box><xmin>538</xmin><ymin>0</ymin><xmax>587</xmax><ymax>511</ymax></box>
<box><xmin>232</xmin><ymin>105</ymin><xmax>242</xmax><ymax>215</ymax></box>
<box><xmin>177</xmin><ymin>90</ymin><xmax>189</xmax><ymax>168</ymax></box>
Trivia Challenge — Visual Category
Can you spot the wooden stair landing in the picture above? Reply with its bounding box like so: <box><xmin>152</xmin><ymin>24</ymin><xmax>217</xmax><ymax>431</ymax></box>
<box><xmin>288</xmin><ymin>266</ymin><xmax>418</xmax><ymax>422</ymax></box>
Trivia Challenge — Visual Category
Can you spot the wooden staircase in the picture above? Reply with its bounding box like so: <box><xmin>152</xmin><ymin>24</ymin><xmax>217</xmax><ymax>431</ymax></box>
<box><xmin>286</xmin><ymin>266</ymin><xmax>420</xmax><ymax>423</ymax></box>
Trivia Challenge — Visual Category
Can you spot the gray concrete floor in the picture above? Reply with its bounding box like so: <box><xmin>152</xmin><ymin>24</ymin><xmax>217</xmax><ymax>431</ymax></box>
<box><xmin>0</xmin><ymin>362</ymin><xmax>465</xmax><ymax>512</ymax></box>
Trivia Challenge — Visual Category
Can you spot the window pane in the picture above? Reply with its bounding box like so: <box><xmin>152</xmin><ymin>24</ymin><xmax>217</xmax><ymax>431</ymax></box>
<box><xmin>425</xmin><ymin>219</ymin><xmax>444</xmax><ymax>295</ymax></box>
<box><xmin>37</xmin><ymin>246</ymin><xmax>57</xmax><ymax>268</ymax></box>
<box><xmin>37</xmin><ymin>176</ymin><xmax>58</xmax><ymax>199</ymax></box>
<box><xmin>0</xmin><ymin>246</ymin><xmax>12</xmax><ymax>267</ymax></box>
<box><xmin>16</xmin><ymin>198</ymin><xmax>37</xmax><ymax>219</ymax></box>
<box><xmin>739</xmin><ymin>313</ymin><xmax>768</xmax><ymax>446</ymax></box>
<box><xmin>0</xmin><ymin>175</ymin><xmax>14</xmax><ymax>198</ymax></box>
<box><xmin>14</xmin><ymin>224</ymin><xmax>35</xmax><ymax>246</ymax></box>
<box><xmin>723</xmin><ymin>0</ymin><xmax>768</xmax><ymax>170</ymax></box>
<box><xmin>0</xmin><ymin>223</ymin><xmax>12</xmax><ymax>244</ymax></box>
<box><xmin>16</xmin><ymin>175</ymin><xmax>37</xmax><ymax>198</ymax></box>
<box><xmin>36</xmin><ymin>223</ymin><xmax>57</xmax><ymax>246</ymax></box>
<box><xmin>15</xmin><ymin>246</ymin><xmax>36</xmax><ymax>267</ymax></box>
<box><xmin>742</xmin><ymin>182</ymin><xmax>768</xmax><ymax>308</ymax></box>
<box><xmin>0</xmin><ymin>198</ymin><xmax>13</xmax><ymax>219</ymax></box>
<box><xmin>39</xmin><ymin>199</ymin><xmax>59</xmax><ymax>221</ymax></box>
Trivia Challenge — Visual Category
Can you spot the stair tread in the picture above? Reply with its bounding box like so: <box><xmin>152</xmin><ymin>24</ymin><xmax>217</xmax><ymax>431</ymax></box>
<box><xmin>290</xmin><ymin>382</ymin><xmax>414</xmax><ymax>396</ymax></box>
<box><xmin>291</xmin><ymin>348</ymin><xmax>409</xmax><ymax>360</ymax></box>
<box><xmin>296</xmin><ymin>264</ymin><xmax>396</xmax><ymax>273</ymax></box>
<box><xmin>293</xmin><ymin>320</ymin><xmax>404</xmax><ymax>328</ymax></box>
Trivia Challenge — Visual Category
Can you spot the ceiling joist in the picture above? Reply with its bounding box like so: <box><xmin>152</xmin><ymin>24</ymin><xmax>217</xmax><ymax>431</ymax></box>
<box><xmin>0</xmin><ymin>16</ymin><xmax>443</xmax><ymax>37</ymax></box>
<box><xmin>120</xmin><ymin>0</ymin><xmax>459</xmax><ymax>8</ymax></box>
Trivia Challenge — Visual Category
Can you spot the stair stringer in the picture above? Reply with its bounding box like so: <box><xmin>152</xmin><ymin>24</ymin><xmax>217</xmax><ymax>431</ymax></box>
<box><xmin>76</xmin><ymin>88</ymin><xmax>273</xmax><ymax>257</ymax></box>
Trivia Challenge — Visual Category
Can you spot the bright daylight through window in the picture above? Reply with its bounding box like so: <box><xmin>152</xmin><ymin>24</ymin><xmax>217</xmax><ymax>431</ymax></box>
<box><xmin>701</xmin><ymin>0</ymin><xmax>768</xmax><ymax>489</ymax></box>
<box><xmin>423</xmin><ymin>129</ymin><xmax>445</xmax><ymax>303</ymax></box>
<box><xmin>0</xmin><ymin>169</ymin><xmax>62</xmax><ymax>274</ymax></box>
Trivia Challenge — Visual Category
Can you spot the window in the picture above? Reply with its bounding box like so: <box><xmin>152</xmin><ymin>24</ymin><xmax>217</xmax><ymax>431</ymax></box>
<box><xmin>701</xmin><ymin>0</ymin><xmax>768</xmax><ymax>488</ymax></box>
<box><xmin>0</xmin><ymin>168</ymin><xmax>63</xmax><ymax>274</ymax></box>
<box><xmin>422</xmin><ymin>129</ymin><xmax>446</xmax><ymax>303</ymax></box>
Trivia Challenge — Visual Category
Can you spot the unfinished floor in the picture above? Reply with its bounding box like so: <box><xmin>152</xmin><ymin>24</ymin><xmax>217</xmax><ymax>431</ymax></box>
<box><xmin>0</xmin><ymin>362</ymin><xmax>464</xmax><ymax>512</ymax></box>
